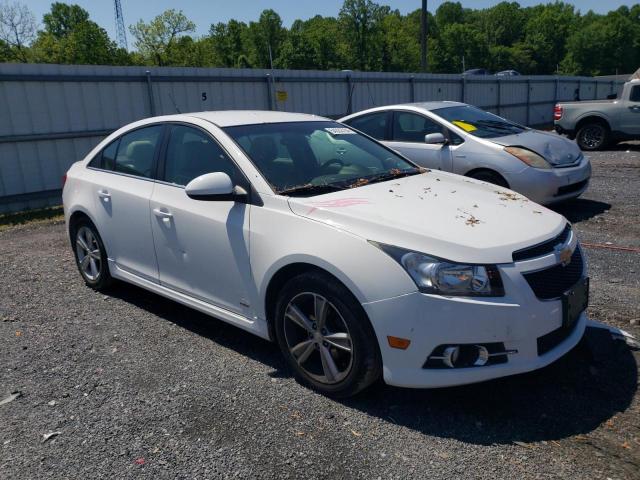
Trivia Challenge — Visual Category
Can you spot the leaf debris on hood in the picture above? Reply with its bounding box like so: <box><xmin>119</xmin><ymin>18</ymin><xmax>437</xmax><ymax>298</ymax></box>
<box><xmin>456</xmin><ymin>208</ymin><xmax>483</xmax><ymax>227</ymax></box>
<box><xmin>495</xmin><ymin>190</ymin><xmax>528</xmax><ymax>202</ymax></box>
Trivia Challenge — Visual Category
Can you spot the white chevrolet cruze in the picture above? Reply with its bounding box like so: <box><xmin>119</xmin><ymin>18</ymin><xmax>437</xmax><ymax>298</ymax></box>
<box><xmin>63</xmin><ymin>111</ymin><xmax>589</xmax><ymax>397</ymax></box>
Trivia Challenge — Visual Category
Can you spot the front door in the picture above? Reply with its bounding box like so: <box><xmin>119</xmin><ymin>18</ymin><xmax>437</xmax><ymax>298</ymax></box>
<box><xmin>88</xmin><ymin>124</ymin><xmax>164</xmax><ymax>282</ymax></box>
<box><xmin>149</xmin><ymin>124</ymin><xmax>253</xmax><ymax>316</ymax></box>
<box><xmin>384</xmin><ymin>111</ymin><xmax>453</xmax><ymax>170</ymax></box>
<box><xmin>620</xmin><ymin>84</ymin><xmax>640</xmax><ymax>135</ymax></box>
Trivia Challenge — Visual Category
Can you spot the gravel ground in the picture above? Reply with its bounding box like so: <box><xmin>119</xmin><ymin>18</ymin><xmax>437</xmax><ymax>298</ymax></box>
<box><xmin>1</xmin><ymin>144</ymin><xmax>639</xmax><ymax>479</ymax></box>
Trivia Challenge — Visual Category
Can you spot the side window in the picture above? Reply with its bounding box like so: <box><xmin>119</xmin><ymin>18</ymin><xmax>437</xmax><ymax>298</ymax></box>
<box><xmin>393</xmin><ymin>112</ymin><xmax>443</xmax><ymax>142</ymax></box>
<box><xmin>114</xmin><ymin>125</ymin><xmax>163</xmax><ymax>178</ymax></box>
<box><xmin>345</xmin><ymin>112</ymin><xmax>389</xmax><ymax>140</ymax></box>
<box><xmin>88</xmin><ymin>139</ymin><xmax>119</xmax><ymax>170</ymax></box>
<box><xmin>164</xmin><ymin>125</ymin><xmax>240</xmax><ymax>187</ymax></box>
<box><xmin>447</xmin><ymin>130</ymin><xmax>465</xmax><ymax>146</ymax></box>
<box><xmin>630</xmin><ymin>85</ymin><xmax>640</xmax><ymax>102</ymax></box>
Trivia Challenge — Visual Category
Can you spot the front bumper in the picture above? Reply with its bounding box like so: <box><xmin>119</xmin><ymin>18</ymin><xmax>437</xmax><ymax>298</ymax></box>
<box><xmin>505</xmin><ymin>157</ymin><xmax>592</xmax><ymax>205</ymax></box>
<box><xmin>362</xmin><ymin>244</ymin><xmax>587</xmax><ymax>389</ymax></box>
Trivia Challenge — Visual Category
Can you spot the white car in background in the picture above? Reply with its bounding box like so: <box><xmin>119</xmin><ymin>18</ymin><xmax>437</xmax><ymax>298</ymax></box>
<box><xmin>63</xmin><ymin>111</ymin><xmax>589</xmax><ymax>397</ymax></box>
<box><xmin>340</xmin><ymin>102</ymin><xmax>592</xmax><ymax>205</ymax></box>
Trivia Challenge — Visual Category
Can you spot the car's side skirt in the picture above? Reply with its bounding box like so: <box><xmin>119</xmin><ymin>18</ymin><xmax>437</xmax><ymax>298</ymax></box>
<box><xmin>108</xmin><ymin>259</ymin><xmax>270</xmax><ymax>341</ymax></box>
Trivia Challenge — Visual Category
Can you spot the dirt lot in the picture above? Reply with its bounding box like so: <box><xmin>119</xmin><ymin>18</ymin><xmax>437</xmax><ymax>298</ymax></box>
<box><xmin>1</xmin><ymin>144</ymin><xmax>639</xmax><ymax>479</ymax></box>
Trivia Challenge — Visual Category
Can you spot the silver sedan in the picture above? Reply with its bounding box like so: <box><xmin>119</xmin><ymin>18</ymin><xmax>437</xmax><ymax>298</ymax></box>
<box><xmin>340</xmin><ymin>102</ymin><xmax>591</xmax><ymax>205</ymax></box>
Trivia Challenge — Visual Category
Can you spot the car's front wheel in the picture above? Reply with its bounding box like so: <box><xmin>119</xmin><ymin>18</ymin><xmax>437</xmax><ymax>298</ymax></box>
<box><xmin>71</xmin><ymin>219</ymin><xmax>113</xmax><ymax>291</ymax></box>
<box><xmin>274</xmin><ymin>271</ymin><xmax>381</xmax><ymax>397</ymax></box>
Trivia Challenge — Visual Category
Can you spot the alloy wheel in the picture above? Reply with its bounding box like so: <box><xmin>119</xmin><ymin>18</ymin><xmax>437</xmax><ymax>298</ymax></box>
<box><xmin>283</xmin><ymin>292</ymin><xmax>353</xmax><ymax>385</ymax></box>
<box><xmin>580</xmin><ymin>125</ymin><xmax>604</xmax><ymax>149</ymax></box>
<box><xmin>75</xmin><ymin>226</ymin><xmax>102</xmax><ymax>281</ymax></box>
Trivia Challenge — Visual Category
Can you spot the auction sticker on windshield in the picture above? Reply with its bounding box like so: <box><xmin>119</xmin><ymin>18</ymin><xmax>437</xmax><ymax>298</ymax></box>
<box><xmin>325</xmin><ymin>127</ymin><xmax>356</xmax><ymax>135</ymax></box>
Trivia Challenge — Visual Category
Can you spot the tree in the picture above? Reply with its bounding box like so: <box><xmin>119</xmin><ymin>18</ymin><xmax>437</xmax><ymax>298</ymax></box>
<box><xmin>339</xmin><ymin>0</ymin><xmax>385</xmax><ymax>70</ymax></box>
<box><xmin>523</xmin><ymin>2</ymin><xmax>578</xmax><ymax>74</ymax></box>
<box><xmin>209</xmin><ymin>19</ymin><xmax>250</xmax><ymax>67</ymax></box>
<box><xmin>247</xmin><ymin>9</ymin><xmax>285</xmax><ymax>68</ymax></box>
<box><xmin>561</xmin><ymin>8</ymin><xmax>640</xmax><ymax>75</ymax></box>
<box><xmin>430</xmin><ymin>23</ymin><xmax>489</xmax><ymax>73</ymax></box>
<box><xmin>31</xmin><ymin>3</ymin><xmax>128</xmax><ymax>65</ymax></box>
<box><xmin>42</xmin><ymin>2</ymin><xmax>88</xmax><ymax>38</ymax></box>
<box><xmin>129</xmin><ymin>9</ymin><xmax>196</xmax><ymax>66</ymax></box>
<box><xmin>0</xmin><ymin>0</ymin><xmax>36</xmax><ymax>62</ymax></box>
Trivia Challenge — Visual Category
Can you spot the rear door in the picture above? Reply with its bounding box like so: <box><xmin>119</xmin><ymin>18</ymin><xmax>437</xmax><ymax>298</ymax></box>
<box><xmin>620</xmin><ymin>84</ymin><xmax>640</xmax><ymax>135</ymax></box>
<box><xmin>149</xmin><ymin>123</ymin><xmax>253</xmax><ymax>316</ymax></box>
<box><xmin>343</xmin><ymin>111</ymin><xmax>391</xmax><ymax>142</ymax></box>
<box><xmin>385</xmin><ymin>111</ymin><xmax>453</xmax><ymax>170</ymax></box>
<box><xmin>87</xmin><ymin>124</ymin><xmax>164</xmax><ymax>282</ymax></box>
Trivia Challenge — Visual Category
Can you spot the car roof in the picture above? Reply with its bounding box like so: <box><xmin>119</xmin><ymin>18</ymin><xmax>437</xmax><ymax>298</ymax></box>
<box><xmin>185</xmin><ymin>110</ymin><xmax>325</xmax><ymax>127</ymax></box>
<box><xmin>342</xmin><ymin>102</ymin><xmax>466</xmax><ymax>119</ymax></box>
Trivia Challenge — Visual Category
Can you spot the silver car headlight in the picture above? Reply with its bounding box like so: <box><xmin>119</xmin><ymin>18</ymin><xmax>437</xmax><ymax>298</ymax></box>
<box><xmin>504</xmin><ymin>146</ymin><xmax>551</xmax><ymax>169</ymax></box>
<box><xmin>370</xmin><ymin>242</ymin><xmax>504</xmax><ymax>297</ymax></box>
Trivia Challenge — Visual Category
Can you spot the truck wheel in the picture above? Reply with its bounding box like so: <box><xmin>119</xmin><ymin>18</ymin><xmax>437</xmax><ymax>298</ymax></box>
<box><xmin>577</xmin><ymin>122</ymin><xmax>609</xmax><ymax>151</ymax></box>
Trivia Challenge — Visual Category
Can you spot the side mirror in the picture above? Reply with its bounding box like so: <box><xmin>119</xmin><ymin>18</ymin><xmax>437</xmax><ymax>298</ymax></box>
<box><xmin>425</xmin><ymin>133</ymin><xmax>447</xmax><ymax>145</ymax></box>
<box><xmin>185</xmin><ymin>172</ymin><xmax>246</xmax><ymax>201</ymax></box>
<box><xmin>606</xmin><ymin>93</ymin><xmax>617</xmax><ymax>100</ymax></box>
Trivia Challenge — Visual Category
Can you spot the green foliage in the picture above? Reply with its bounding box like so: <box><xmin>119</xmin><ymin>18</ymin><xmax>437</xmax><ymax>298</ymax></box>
<box><xmin>129</xmin><ymin>9</ymin><xmax>196</xmax><ymax>66</ymax></box>
<box><xmin>2</xmin><ymin>1</ymin><xmax>640</xmax><ymax>75</ymax></box>
<box><xmin>42</xmin><ymin>2</ymin><xmax>88</xmax><ymax>38</ymax></box>
<box><xmin>30</xmin><ymin>3</ymin><xmax>129</xmax><ymax>65</ymax></box>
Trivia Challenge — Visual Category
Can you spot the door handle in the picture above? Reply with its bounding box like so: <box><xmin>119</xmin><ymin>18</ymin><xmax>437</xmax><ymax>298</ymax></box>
<box><xmin>629</xmin><ymin>105</ymin><xmax>640</xmax><ymax>111</ymax></box>
<box><xmin>97</xmin><ymin>190</ymin><xmax>111</xmax><ymax>201</ymax></box>
<box><xmin>153</xmin><ymin>208</ymin><xmax>173</xmax><ymax>219</ymax></box>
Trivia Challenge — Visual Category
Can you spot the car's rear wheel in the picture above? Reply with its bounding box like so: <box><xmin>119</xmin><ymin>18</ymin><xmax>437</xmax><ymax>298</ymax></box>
<box><xmin>274</xmin><ymin>271</ymin><xmax>381</xmax><ymax>397</ymax></box>
<box><xmin>577</xmin><ymin>122</ymin><xmax>609</xmax><ymax>151</ymax></box>
<box><xmin>71</xmin><ymin>220</ymin><xmax>113</xmax><ymax>291</ymax></box>
<box><xmin>467</xmin><ymin>170</ymin><xmax>508</xmax><ymax>188</ymax></box>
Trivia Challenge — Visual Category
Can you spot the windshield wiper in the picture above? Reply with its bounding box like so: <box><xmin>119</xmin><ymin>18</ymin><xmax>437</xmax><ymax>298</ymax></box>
<box><xmin>475</xmin><ymin>120</ymin><xmax>524</xmax><ymax>132</ymax></box>
<box><xmin>344</xmin><ymin>168</ymin><xmax>423</xmax><ymax>188</ymax></box>
<box><xmin>278</xmin><ymin>183</ymin><xmax>345</xmax><ymax>197</ymax></box>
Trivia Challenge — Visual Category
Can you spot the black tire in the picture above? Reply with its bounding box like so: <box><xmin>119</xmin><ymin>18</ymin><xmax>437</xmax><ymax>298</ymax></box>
<box><xmin>467</xmin><ymin>170</ymin><xmax>509</xmax><ymax>188</ymax></box>
<box><xmin>576</xmin><ymin>122</ymin><xmax>610</xmax><ymax>151</ymax></box>
<box><xmin>274</xmin><ymin>271</ymin><xmax>381</xmax><ymax>398</ymax></box>
<box><xmin>70</xmin><ymin>218</ymin><xmax>113</xmax><ymax>291</ymax></box>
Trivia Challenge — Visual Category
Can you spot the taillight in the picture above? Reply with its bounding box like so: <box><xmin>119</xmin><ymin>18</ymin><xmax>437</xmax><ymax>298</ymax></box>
<box><xmin>62</xmin><ymin>173</ymin><xmax>67</xmax><ymax>188</ymax></box>
<box><xmin>553</xmin><ymin>104</ymin><xmax>563</xmax><ymax>120</ymax></box>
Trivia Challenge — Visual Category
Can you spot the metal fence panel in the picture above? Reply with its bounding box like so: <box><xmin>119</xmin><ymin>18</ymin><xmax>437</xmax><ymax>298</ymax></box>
<box><xmin>0</xmin><ymin>63</ymin><xmax>627</xmax><ymax>214</ymax></box>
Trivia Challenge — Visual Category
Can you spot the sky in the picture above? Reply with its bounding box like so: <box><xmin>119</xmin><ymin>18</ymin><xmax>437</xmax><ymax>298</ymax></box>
<box><xmin>24</xmin><ymin>0</ymin><xmax>640</xmax><ymax>42</ymax></box>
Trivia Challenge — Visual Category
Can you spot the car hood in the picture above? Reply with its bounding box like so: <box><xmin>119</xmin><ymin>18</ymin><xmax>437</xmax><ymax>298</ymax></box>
<box><xmin>490</xmin><ymin>129</ymin><xmax>582</xmax><ymax>166</ymax></box>
<box><xmin>287</xmin><ymin>172</ymin><xmax>566</xmax><ymax>264</ymax></box>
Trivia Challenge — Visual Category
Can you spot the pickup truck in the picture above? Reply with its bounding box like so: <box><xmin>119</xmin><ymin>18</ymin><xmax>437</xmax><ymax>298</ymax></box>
<box><xmin>554</xmin><ymin>79</ymin><xmax>640</xmax><ymax>150</ymax></box>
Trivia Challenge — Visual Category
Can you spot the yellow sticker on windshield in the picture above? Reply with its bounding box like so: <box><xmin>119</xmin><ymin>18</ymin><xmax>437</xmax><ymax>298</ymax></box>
<box><xmin>452</xmin><ymin>120</ymin><xmax>477</xmax><ymax>132</ymax></box>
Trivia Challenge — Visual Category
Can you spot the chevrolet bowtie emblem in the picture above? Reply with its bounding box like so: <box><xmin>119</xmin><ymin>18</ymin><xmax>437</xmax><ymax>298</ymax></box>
<box><xmin>555</xmin><ymin>244</ymin><xmax>573</xmax><ymax>266</ymax></box>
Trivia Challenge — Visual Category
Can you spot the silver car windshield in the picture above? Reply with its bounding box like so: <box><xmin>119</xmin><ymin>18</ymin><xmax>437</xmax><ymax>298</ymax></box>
<box><xmin>223</xmin><ymin>121</ymin><xmax>421</xmax><ymax>196</ymax></box>
<box><xmin>431</xmin><ymin>105</ymin><xmax>526</xmax><ymax>138</ymax></box>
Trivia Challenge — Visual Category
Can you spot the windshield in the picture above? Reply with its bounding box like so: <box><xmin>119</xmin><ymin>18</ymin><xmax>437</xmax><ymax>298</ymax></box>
<box><xmin>431</xmin><ymin>105</ymin><xmax>526</xmax><ymax>138</ymax></box>
<box><xmin>223</xmin><ymin>121</ymin><xmax>421</xmax><ymax>196</ymax></box>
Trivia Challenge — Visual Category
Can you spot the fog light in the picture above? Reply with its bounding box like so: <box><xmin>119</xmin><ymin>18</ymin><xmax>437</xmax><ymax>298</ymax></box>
<box><xmin>442</xmin><ymin>346</ymin><xmax>460</xmax><ymax>368</ymax></box>
<box><xmin>423</xmin><ymin>343</ymin><xmax>517</xmax><ymax>369</ymax></box>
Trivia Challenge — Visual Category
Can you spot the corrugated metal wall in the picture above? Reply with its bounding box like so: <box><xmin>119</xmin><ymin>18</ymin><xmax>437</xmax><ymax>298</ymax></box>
<box><xmin>0</xmin><ymin>63</ymin><xmax>625</xmax><ymax>213</ymax></box>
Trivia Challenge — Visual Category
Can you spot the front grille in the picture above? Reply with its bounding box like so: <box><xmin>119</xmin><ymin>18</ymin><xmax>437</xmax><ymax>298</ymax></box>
<box><xmin>512</xmin><ymin>224</ymin><xmax>571</xmax><ymax>262</ymax></box>
<box><xmin>522</xmin><ymin>247</ymin><xmax>584</xmax><ymax>300</ymax></box>
<box><xmin>537</xmin><ymin>321</ymin><xmax>579</xmax><ymax>355</ymax></box>
<box><xmin>556</xmin><ymin>179</ymin><xmax>588</xmax><ymax>196</ymax></box>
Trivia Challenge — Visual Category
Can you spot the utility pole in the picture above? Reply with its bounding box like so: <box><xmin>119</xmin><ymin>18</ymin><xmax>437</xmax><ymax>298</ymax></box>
<box><xmin>421</xmin><ymin>0</ymin><xmax>428</xmax><ymax>72</ymax></box>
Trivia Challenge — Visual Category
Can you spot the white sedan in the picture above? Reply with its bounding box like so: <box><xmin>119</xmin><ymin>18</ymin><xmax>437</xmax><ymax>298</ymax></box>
<box><xmin>340</xmin><ymin>102</ymin><xmax>592</xmax><ymax>205</ymax></box>
<box><xmin>63</xmin><ymin>111</ymin><xmax>589</xmax><ymax>397</ymax></box>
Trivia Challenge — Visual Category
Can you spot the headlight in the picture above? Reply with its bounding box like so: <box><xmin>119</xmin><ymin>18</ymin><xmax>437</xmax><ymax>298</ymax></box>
<box><xmin>370</xmin><ymin>242</ymin><xmax>504</xmax><ymax>297</ymax></box>
<box><xmin>504</xmin><ymin>146</ymin><xmax>551</xmax><ymax>169</ymax></box>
